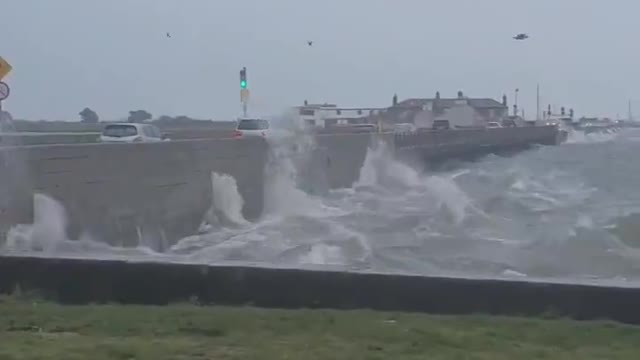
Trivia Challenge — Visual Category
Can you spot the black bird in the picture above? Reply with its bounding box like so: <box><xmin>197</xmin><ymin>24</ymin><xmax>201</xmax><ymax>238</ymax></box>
<box><xmin>513</xmin><ymin>33</ymin><xmax>529</xmax><ymax>40</ymax></box>
<box><xmin>166</xmin><ymin>32</ymin><xmax>172</xmax><ymax>38</ymax></box>
<box><xmin>307</xmin><ymin>40</ymin><xmax>313</xmax><ymax>46</ymax></box>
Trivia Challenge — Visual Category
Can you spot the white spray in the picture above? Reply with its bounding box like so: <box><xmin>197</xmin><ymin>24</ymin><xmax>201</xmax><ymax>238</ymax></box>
<box><xmin>4</xmin><ymin>193</ymin><xmax>68</xmax><ymax>253</ymax></box>
<box><xmin>210</xmin><ymin>172</ymin><xmax>249</xmax><ymax>226</ymax></box>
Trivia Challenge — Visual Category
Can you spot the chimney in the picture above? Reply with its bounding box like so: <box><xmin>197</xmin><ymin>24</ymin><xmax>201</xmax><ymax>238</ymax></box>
<box><xmin>304</xmin><ymin>99</ymin><xmax>308</xmax><ymax>106</ymax></box>
<box><xmin>502</xmin><ymin>94</ymin><xmax>507</xmax><ymax>106</ymax></box>
<box><xmin>392</xmin><ymin>93</ymin><xmax>398</xmax><ymax>106</ymax></box>
<box><xmin>457</xmin><ymin>90</ymin><xmax>464</xmax><ymax>99</ymax></box>
<box><xmin>561</xmin><ymin>107</ymin><xmax>565</xmax><ymax>116</ymax></box>
<box><xmin>436</xmin><ymin>91</ymin><xmax>441</xmax><ymax>100</ymax></box>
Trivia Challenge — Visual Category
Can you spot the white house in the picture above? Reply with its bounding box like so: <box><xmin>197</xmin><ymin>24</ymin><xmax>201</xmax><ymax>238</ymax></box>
<box><xmin>291</xmin><ymin>102</ymin><xmax>385</xmax><ymax>128</ymax></box>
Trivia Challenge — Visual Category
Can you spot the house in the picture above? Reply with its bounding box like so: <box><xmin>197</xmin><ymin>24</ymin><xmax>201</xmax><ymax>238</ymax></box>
<box><xmin>380</xmin><ymin>91</ymin><xmax>509</xmax><ymax>129</ymax></box>
<box><xmin>292</xmin><ymin>102</ymin><xmax>385</xmax><ymax>128</ymax></box>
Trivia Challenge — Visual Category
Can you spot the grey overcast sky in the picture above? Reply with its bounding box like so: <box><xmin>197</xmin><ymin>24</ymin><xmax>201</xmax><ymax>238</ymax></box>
<box><xmin>1</xmin><ymin>0</ymin><xmax>638</xmax><ymax>121</ymax></box>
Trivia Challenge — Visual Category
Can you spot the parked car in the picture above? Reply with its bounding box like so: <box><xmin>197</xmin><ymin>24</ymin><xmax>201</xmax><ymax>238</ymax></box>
<box><xmin>393</xmin><ymin>123</ymin><xmax>417</xmax><ymax>134</ymax></box>
<box><xmin>486</xmin><ymin>122</ymin><xmax>503</xmax><ymax>129</ymax></box>
<box><xmin>100</xmin><ymin>123</ymin><xmax>167</xmax><ymax>143</ymax></box>
<box><xmin>501</xmin><ymin>118</ymin><xmax>517</xmax><ymax>127</ymax></box>
<box><xmin>432</xmin><ymin>120</ymin><xmax>450</xmax><ymax>130</ymax></box>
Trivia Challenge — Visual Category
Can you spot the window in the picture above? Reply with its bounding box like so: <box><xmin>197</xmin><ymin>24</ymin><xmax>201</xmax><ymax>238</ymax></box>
<box><xmin>336</xmin><ymin>110</ymin><xmax>342</xmax><ymax>115</ymax></box>
<box><xmin>357</xmin><ymin>109</ymin><xmax>363</xmax><ymax>115</ymax></box>
<box><xmin>305</xmin><ymin>119</ymin><xmax>316</xmax><ymax>126</ymax></box>
<box><xmin>102</xmin><ymin>124</ymin><xmax>138</xmax><ymax>137</ymax></box>
<box><xmin>299</xmin><ymin>109</ymin><xmax>315</xmax><ymax>116</ymax></box>
<box><xmin>237</xmin><ymin>119</ymin><xmax>269</xmax><ymax>130</ymax></box>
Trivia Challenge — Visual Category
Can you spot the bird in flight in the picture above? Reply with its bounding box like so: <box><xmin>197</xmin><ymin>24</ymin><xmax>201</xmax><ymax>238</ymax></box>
<box><xmin>166</xmin><ymin>32</ymin><xmax>172</xmax><ymax>38</ymax></box>
<box><xmin>307</xmin><ymin>40</ymin><xmax>313</xmax><ymax>46</ymax></box>
<box><xmin>513</xmin><ymin>33</ymin><xmax>529</xmax><ymax>40</ymax></box>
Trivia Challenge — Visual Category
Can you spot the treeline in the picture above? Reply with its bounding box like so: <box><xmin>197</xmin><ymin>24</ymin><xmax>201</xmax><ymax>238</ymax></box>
<box><xmin>78</xmin><ymin>107</ymin><xmax>214</xmax><ymax>126</ymax></box>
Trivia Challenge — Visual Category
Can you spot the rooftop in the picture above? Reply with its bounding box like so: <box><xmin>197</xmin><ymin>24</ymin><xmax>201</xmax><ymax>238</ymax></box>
<box><xmin>397</xmin><ymin>97</ymin><xmax>506</xmax><ymax>109</ymax></box>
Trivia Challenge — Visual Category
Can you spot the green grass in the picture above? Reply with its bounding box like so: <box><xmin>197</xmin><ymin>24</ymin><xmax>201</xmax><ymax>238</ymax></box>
<box><xmin>1</xmin><ymin>297</ymin><xmax>639</xmax><ymax>360</ymax></box>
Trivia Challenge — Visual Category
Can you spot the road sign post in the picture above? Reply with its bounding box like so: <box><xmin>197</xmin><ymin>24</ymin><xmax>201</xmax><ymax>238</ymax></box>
<box><xmin>240</xmin><ymin>88</ymin><xmax>250</xmax><ymax>118</ymax></box>
<box><xmin>0</xmin><ymin>57</ymin><xmax>12</xmax><ymax>125</ymax></box>
<box><xmin>0</xmin><ymin>81</ymin><xmax>9</xmax><ymax>121</ymax></box>
<box><xmin>0</xmin><ymin>82</ymin><xmax>10</xmax><ymax>102</ymax></box>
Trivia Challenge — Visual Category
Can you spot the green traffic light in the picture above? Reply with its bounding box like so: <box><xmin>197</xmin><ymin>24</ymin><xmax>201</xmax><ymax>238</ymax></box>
<box><xmin>240</xmin><ymin>80</ymin><xmax>247</xmax><ymax>89</ymax></box>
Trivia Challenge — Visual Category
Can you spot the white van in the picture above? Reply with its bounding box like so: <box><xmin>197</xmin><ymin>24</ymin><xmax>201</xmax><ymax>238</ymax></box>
<box><xmin>100</xmin><ymin>123</ymin><xmax>167</xmax><ymax>143</ymax></box>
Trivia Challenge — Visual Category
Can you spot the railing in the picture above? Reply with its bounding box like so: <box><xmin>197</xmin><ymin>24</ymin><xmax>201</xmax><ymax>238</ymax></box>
<box><xmin>393</xmin><ymin>126</ymin><xmax>559</xmax><ymax>149</ymax></box>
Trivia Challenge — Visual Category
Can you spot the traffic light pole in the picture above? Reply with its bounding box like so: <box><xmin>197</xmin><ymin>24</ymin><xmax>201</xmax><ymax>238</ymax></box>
<box><xmin>240</xmin><ymin>67</ymin><xmax>248</xmax><ymax>118</ymax></box>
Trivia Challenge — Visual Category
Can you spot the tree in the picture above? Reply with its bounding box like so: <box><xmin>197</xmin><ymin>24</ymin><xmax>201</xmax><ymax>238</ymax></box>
<box><xmin>155</xmin><ymin>115</ymin><xmax>174</xmax><ymax>123</ymax></box>
<box><xmin>128</xmin><ymin>110</ymin><xmax>152</xmax><ymax>123</ymax></box>
<box><xmin>79</xmin><ymin>107</ymin><xmax>99</xmax><ymax>123</ymax></box>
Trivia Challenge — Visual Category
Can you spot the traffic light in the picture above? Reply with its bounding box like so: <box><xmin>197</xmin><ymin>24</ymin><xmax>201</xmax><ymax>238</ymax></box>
<box><xmin>240</xmin><ymin>67</ymin><xmax>247</xmax><ymax>89</ymax></box>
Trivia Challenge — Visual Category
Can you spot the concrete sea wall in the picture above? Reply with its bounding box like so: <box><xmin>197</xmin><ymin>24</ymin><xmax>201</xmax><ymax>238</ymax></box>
<box><xmin>0</xmin><ymin>129</ymin><xmax>233</xmax><ymax>147</ymax></box>
<box><xmin>2</xmin><ymin>255</ymin><xmax>639</xmax><ymax>324</ymax></box>
<box><xmin>0</xmin><ymin>126</ymin><xmax>562</xmax><ymax>248</ymax></box>
<box><xmin>10</xmin><ymin>120</ymin><xmax>236</xmax><ymax>133</ymax></box>
<box><xmin>0</xmin><ymin>138</ymin><xmax>267</xmax><ymax>250</ymax></box>
<box><xmin>0</xmin><ymin>133</ymin><xmax>101</xmax><ymax>146</ymax></box>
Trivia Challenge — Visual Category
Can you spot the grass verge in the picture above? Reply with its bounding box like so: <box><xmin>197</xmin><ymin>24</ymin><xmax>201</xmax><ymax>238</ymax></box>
<box><xmin>0</xmin><ymin>297</ymin><xmax>639</xmax><ymax>359</ymax></box>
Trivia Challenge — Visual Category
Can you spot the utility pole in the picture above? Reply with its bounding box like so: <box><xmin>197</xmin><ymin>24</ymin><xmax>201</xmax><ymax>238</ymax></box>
<box><xmin>536</xmin><ymin>84</ymin><xmax>540</xmax><ymax>121</ymax></box>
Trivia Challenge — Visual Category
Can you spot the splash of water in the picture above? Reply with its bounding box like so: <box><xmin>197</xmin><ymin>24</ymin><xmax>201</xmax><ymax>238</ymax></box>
<box><xmin>262</xmin><ymin>129</ymin><xmax>339</xmax><ymax>217</ymax></box>
<box><xmin>355</xmin><ymin>141</ymin><xmax>422</xmax><ymax>189</ymax></box>
<box><xmin>566</xmin><ymin>130</ymin><xmax>617</xmax><ymax>144</ymax></box>
<box><xmin>423</xmin><ymin>175</ymin><xmax>472</xmax><ymax>224</ymax></box>
<box><xmin>4</xmin><ymin>193</ymin><xmax>68</xmax><ymax>253</ymax></box>
<box><xmin>210</xmin><ymin>172</ymin><xmax>249</xmax><ymax>226</ymax></box>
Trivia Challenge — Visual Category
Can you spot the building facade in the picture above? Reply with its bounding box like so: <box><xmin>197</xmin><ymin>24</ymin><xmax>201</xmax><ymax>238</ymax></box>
<box><xmin>383</xmin><ymin>91</ymin><xmax>509</xmax><ymax>129</ymax></box>
<box><xmin>292</xmin><ymin>103</ymin><xmax>385</xmax><ymax>128</ymax></box>
<box><xmin>290</xmin><ymin>92</ymin><xmax>510</xmax><ymax>130</ymax></box>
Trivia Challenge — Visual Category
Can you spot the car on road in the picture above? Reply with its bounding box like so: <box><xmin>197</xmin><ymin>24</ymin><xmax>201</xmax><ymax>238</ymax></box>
<box><xmin>501</xmin><ymin>118</ymin><xmax>517</xmax><ymax>127</ymax></box>
<box><xmin>233</xmin><ymin>118</ymin><xmax>271</xmax><ymax>138</ymax></box>
<box><xmin>393</xmin><ymin>123</ymin><xmax>417</xmax><ymax>134</ymax></box>
<box><xmin>432</xmin><ymin>120</ymin><xmax>451</xmax><ymax>130</ymax></box>
<box><xmin>100</xmin><ymin>123</ymin><xmax>167</xmax><ymax>143</ymax></box>
<box><xmin>486</xmin><ymin>122</ymin><xmax>503</xmax><ymax>129</ymax></box>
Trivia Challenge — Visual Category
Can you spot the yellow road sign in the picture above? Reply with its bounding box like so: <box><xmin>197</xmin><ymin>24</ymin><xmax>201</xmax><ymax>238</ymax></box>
<box><xmin>240</xmin><ymin>88</ymin><xmax>250</xmax><ymax>103</ymax></box>
<box><xmin>0</xmin><ymin>56</ymin><xmax>12</xmax><ymax>80</ymax></box>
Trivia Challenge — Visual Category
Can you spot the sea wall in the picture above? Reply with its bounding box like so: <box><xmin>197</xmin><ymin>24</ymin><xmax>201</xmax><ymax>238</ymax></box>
<box><xmin>0</xmin><ymin>127</ymin><xmax>561</xmax><ymax>248</ymax></box>
<box><xmin>394</xmin><ymin>126</ymin><xmax>560</xmax><ymax>161</ymax></box>
<box><xmin>0</xmin><ymin>138</ymin><xmax>267</xmax><ymax>250</ymax></box>
<box><xmin>2</xmin><ymin>256</ymin><xmax>639</xmax><ymax>324</ymax></box>
<box><xmin>0</xmin><ymin>129</ymin><xmax>233</xmax><ymax>147</ymax></box>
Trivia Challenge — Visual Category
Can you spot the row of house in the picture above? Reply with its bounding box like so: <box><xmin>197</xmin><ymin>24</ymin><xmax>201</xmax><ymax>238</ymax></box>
<box><xmin>292</xmin><ymin>91</ymin><xmax>519</xmax><ymax>130</ymax></box>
